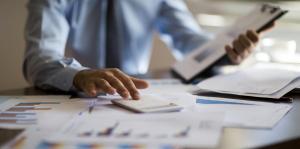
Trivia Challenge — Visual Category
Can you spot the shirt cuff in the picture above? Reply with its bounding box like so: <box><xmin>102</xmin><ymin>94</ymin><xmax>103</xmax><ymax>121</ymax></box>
<box><xmin>50</xmin><ymin>66</ymin><xmax>89</xmax><ymax>92</ymax></box>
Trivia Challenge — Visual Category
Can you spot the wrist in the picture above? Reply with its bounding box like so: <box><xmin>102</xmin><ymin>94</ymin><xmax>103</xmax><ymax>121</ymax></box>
<box><xmin>73</xmin><ymin>69</ymin><xmax>89</xmax><ymax>91</ymax></box>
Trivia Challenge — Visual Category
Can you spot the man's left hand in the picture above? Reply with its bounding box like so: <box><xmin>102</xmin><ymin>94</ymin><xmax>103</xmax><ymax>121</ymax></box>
<box><xmin>225</xmin><ymin>22</ymin><xmax>275</xmax><ymax>64</ymax></box>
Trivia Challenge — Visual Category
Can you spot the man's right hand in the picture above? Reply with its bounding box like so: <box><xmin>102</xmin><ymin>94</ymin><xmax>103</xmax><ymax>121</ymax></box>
<box><xmin>73</xmin><ymin>68</ymin><xmax>149</xmax><ymax>100</ymax></box>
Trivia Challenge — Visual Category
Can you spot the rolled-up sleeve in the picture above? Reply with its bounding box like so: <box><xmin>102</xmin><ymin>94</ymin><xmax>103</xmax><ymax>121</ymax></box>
<box><xmin>155</xmin><ymin>0</ymin><xmax>213</xmax><ymax>60</ymax></box>
<box><xmin>23</xmin><ymin>0</ymin><xmax>86</xmax><ymax>91</ymax></box>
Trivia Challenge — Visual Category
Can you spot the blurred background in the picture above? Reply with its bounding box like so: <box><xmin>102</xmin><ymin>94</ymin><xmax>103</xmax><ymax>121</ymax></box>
<box><xmin>0</xmin><ymin>0</ymin><xmax>299</xmax><ymax>90</ymax></box>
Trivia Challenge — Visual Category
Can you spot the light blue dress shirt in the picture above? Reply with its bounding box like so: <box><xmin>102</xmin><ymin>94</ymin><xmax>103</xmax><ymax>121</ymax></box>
<box><xmin>23</xmin><ymin>0</ymin><xmax>212</xmax><ymax>92</ymax></box>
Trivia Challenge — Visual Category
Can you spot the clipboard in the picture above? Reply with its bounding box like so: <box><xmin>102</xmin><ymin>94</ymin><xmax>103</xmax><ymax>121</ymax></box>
<box><xmin>172</xmin><ymin>4</ymin><xmax>288</xmax><ymax>83</ymax></box>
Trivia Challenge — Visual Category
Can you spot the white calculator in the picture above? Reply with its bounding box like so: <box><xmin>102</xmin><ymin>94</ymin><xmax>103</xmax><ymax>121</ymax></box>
<box><xmin>111</xmin><ymin>95</ymin><xmax>183</xmax><ymax>113</ymax></box>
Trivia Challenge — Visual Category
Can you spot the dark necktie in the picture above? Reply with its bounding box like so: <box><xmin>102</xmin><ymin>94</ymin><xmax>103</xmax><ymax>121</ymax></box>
<box><xmin>105</xmin><ymin>0</ymin><xmax>121</xmax><ymax>68</ymax></box>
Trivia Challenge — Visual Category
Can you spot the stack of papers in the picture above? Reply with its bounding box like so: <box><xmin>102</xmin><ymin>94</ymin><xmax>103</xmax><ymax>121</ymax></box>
<box><xmin>197</xmin><ymin>67</ymin><xmax>300</xmax><ymax>99</ymax></box>
<box><xmin>193</xmin><ymin>96</ymin><xmax>292</xmax><ymax>128</ymax></box>
<box><xmin>0</xmin><ymin>79</ymin><xmax>294</xmax><ymax>148</ymax></box>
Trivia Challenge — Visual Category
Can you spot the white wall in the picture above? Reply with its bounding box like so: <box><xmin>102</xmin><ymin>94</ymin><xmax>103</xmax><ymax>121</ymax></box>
<box><xmin>0</xmin><ymin>0</ymin><xmax>28</xmax><ymax>90</ymax></box>
<box><xmin>149</xmin><ymin>34</ymin><xmax>176</xmax><ymax>71</ymax></box>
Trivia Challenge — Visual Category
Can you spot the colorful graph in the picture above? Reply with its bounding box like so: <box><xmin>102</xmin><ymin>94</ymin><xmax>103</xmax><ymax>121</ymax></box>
<box><xmin>116</xmin><ymin>130</ymin><xmax>132</xmax><ymax>138</ymax></box>
<box><xmin>97</xmin><ymin>122</ymin><xmax>119</xmax><ymax>137</ymax></box>
<box><xmin>0</xmin><ymin>102</ymin><xmax>61</xmax><ymax>125</ymax></box>
<box><xmin>196</xmin><ymin>99</ymin><xmax>255</xmax><ymax>105</ymax></box>
<box><xmin>76</xmin><ymin>121</ymin><xmax>191</xmax><ymax>140</ymax></box>
<box><xmin>37</xmin><ymin>142</ymin><xmax>175</xmax><ymax>149</ymax></box>
<box><xmin>78</xmin><ymin>131</ymin><xmax>93</xmax><ymax>137</ymax></box>
<box><xmin>15</xmin><ymin>102</ymin><xmax>60</xmax><ymax>106</ymax></box>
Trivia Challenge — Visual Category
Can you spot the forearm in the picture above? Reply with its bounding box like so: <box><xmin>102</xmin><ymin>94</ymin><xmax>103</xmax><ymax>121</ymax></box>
<box><xmin>23</xmin><ymin>0</ymin><xmax>85</xmax><ymax>91</ymax></box>
<box><xmin>156</xmin><ymin>0</ymin><xmax>212</xmax><ymax>59</ymax></box>
<box><xmin>23</xmin><ymin>54</ymin><xmax>87</xmax><ymax>91</ymax></box>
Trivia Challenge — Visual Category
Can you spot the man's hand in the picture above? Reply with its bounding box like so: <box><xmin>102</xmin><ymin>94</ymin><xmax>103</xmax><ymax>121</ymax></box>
<box><xmin>73</xmin><ymin>68</ymin><xmax>149</xmax><ymax>100</ymax></box>
<box><xmin>225</xmin><ymin>30</ymin><xmax>259</xmax><ymax>64</ymax></box>
<box><xmin>225</xmin><ymin>22</ymin><xmax>275</xmax><ymax>64</ymax></box>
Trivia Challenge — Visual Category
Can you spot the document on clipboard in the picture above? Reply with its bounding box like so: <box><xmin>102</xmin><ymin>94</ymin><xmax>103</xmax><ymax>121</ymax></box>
<box><xmin>172</xmin><ymin>4</ymin><xmax>288</xmax><ymax>82</ymax></box>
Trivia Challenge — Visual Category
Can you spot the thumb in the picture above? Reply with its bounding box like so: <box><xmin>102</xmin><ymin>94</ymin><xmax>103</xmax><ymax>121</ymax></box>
<box><xmin>131</xmin><ymin>77</ymin><xmax>149</xmax><ymax>89</ymax></box>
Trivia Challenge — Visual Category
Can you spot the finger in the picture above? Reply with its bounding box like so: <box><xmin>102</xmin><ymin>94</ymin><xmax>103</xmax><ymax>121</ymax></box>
<box><xmin>239</xmin><ymin>35</ymin><xmax>252</xmax><ymax>58</ymax></box>
<box><xmin>103</xmin><ymin>73</ymin><xmax>129</xmax><ymax>99</ymax></box>
<box><xmin>238</xmin><ymin>36</ymin><xmax>248</xmax><ymax>51</ymax></box>
<box><xmin>83</xmin><ymin>82</ymin><xmax>97</xmax><ymax>97</ymax></box>
<box><xmin>239</xmin><ymin>35</ymin><xmax>253</xmax><ymax>50</ymax></box>
<box><xmin>241</xmin><ymin>50</ymin><xmax>249</xmax><ymax>59</ymax></box>
<box><xmin>233</xmin><ymin>39</ymin><xmax>244</xmax><ymax>55</ymax></box>
<box><xmin>112</xmin><ymin>69</ymin><xmax>140</xmax><ymax>100</ymax></box>
<box><xmin>95</xmin><ymin>78</ymin><xmax>116</xmax><ymax>95</ymax></box>
<box><xmin>225</xmin><ymin>45</ymin><xmax>236</xmax><ymax>63</ymax></box>
<box><xmin>131</xmin><ymin>77</ymin><xmax>149</xmax><ymax>89</ymax></box>
<box><xmin>225</xmin><ymin>45</ymin><xmax>241</xmax><ymax>65</ymax></box>
<box><xmin>246</xmin><ymin>30</ymin><xmax>259</xmax><ymax>44</ymax></box>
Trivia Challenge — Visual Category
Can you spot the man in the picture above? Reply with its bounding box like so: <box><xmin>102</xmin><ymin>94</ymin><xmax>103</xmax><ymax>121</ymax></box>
<box><xmin>23</xmin><ymin>0</ymin><xmax>272</xmax><ymax>100</ymax></box>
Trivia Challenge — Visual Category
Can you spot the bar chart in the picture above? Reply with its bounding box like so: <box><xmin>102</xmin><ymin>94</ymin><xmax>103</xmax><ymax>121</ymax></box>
<box><xmin>0</xmin><ymin>102</ymin><xmax>61</xmax><ymax>125</ymax></box>
<box><xmin>45</xmin><ymin>112</ymin><xmax>224</xmax><ymax>148</ymax></box>
<box><xmin>72</xmin><ymin>117</ymin><xmax>193</xmax><ymax>140</ymax></box>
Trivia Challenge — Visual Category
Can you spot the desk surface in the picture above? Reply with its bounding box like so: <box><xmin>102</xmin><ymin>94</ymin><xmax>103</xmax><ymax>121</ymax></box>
<box><xmin>0</xmin><ymin>70</ymin><xmax>300</xmax><ymax>149</ymax></box>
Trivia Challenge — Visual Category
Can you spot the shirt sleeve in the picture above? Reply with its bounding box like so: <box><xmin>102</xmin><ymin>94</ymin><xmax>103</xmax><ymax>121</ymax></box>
<box><xmin>23</xmin><ymin>0</ymin><xmax>87</xmax><ymax>91</ymax></box>
<box><xmin>155</xmin><ymin>0</ymin><xmax>213</xmax><ymax>60</ymax></box>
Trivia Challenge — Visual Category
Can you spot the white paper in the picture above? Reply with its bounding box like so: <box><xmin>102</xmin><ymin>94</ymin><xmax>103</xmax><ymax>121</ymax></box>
<box><xmin>46</xmin><ymin>112</ymin><xmax>224</xmax><ymax>148</ymax></box>
<box><xmin>193</xmin><ymin>96</ymin><xmax>292</xmax><ymax>128</ymax></box>
<box><xmin>148</xmin><ymin>93</ymin><xmax>197</xmax><ymax>109</ymax></box>
<box><xmin>173</xmin><ymin>4</ymin><xmax>287</xmax><ymax>81</ymax></box>
<box><xmin>172</xmin><ymin>33</ymin><xmax>231</xmax><ymax>80</ymax></box>
<box><xmin>145</xmin><ymin>78</ymin><xmax>182</xmax><ymax>85</ymax></box>
<box><xmin>0</xmin><ymin>95</ymin><xmax>70</xmax><ymax>105</ymax></box>
<box><xmin>251</xmin><ymin>63</ymin><xmax>300</xmax><ymax>90</ymax></box>
<box><xmin>0</xmin><ymin>97</ymin><xmax>85</xmax><ymax>130</ymax></box>
<box><xmin>197</xmin><ymin>67</ymin><xmax>300</xmax><ymax>99</ymax></box>
<box><xmin>141</xmin><ymin>79</ymin><xmax>197</xmax><ymax>95</ymax></box>
<box><xmin>138</xmin><ymin>79</ymin><xmax>198</xmax><ymax>108</ymax></box>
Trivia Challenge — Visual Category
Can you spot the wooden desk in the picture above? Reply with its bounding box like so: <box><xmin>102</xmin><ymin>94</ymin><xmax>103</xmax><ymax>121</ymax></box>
<box><xmin>0</xmin><ymin>70</ymin><xmax>300</xmax><ymax>149</ymax></box>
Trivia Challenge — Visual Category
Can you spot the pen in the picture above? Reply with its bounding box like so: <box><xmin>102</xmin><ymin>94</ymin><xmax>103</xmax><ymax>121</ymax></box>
<box><xmin>88</xmin><ymin>100</ymin><xmax>96</xmax><ymax>114</ymax></box>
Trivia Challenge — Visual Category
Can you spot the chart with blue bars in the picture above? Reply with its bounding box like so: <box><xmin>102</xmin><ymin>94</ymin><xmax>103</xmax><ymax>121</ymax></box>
<box><xmin>196</xmin><ymin>98</ymin><xmax>255</xmax><ymax>105</ymax></box>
